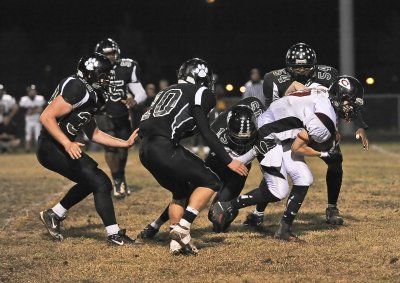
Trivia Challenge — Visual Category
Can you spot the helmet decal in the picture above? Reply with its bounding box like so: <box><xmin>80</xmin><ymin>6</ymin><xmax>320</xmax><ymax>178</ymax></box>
<box><xmin>338</xmin><ymin>78</ymin><xmax>351</xmax><ymax>90</ymax></box>
<box><xmin>194</xmin><ymin>64</ymin><xmax>208</xmax><ymax>78</ymax></box>
<box><xmin>85</xmin><ymin>58</ymin><xmax>99</xmax><ymax>71</ymax></box>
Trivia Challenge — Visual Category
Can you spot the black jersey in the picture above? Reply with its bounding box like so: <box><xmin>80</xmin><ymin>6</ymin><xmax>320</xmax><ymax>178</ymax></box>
<box><xmin>140</xmin><ymin>83</ymin><xmax>215</xmax><ymax>141</ymax></box>
<box><xmin>41</xmin><ymin>75</ymin><xmax>104</xmax><ymax>141</ymax></box>
<box><xmin>105</xmin><ymin>58</ymin><xmax>141</xmax><ymax>118</ymax></box>
<box><xmin>263</xmin><ymin>65</ymin><xmax>367</xmax><ymax>129</ymax></box>
<box><xmin>210</xmin><ymin>97</ymin><xmax>265</xmax><ymax>155</ymax></box>
<box><xmin>263</xmin><ymin>65</ymin><xmax>339</xmax><ymax>108</ymax></box>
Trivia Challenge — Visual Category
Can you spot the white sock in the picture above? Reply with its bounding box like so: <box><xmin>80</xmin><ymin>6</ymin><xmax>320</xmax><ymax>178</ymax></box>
<box><xmin>178</xmin><ymin>218</ymin><xmax>191</xmax><ymax>229</ymax></box>
<box><xmin>150</xmin><ymin>218</ymin><xmax>164</xmax><ymax>230</ymax></box>
<box><xmin>52</xmin><ymin>203</ymin><xmax>67</xmax><ymax>218</ymax></box>
<box><xmin>105</xmin><ymin>224</ymin><xmax>120</xmax><ymax>236</ymax></box>
<box><xmin>253</xmin><ymin>209</ymin><xmax>264</xmax><ymax>216</ymax></box>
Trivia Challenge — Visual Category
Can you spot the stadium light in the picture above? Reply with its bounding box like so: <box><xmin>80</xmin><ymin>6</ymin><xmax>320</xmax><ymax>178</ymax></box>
<box><xmin>226</xmin><ymin>84</ymin><xmax>234</xmax><ymax>92</ymax></box>
<box><xmin>366</xmin><ymin>77</ymin><xmax>375</xmax><ymax>85</ymax></box>
<box><xmin>239</xmin><ymin>86</ymin><xmax>246</xmax><ymax>93</ymax></box>
<box><xmin>206</xmin><ymin>0</ymin><xmax>216</xmax><ymax>3</ymax></box>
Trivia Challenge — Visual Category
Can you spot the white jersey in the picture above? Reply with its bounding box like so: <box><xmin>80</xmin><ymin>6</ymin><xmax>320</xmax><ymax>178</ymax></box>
<box><xmin>0</xmin><ymin>94</ymin><xmax>17</xmax><ymax>124</ymax></box>
<box><xmin>258</xmin><ymin>86</ymin><xmax>337</xmax><ymax>145</ymax></box>
<box><xmin>19</xmin><ymin>95</ymin><xmax>46</xmax><ymax>121</ymax></box>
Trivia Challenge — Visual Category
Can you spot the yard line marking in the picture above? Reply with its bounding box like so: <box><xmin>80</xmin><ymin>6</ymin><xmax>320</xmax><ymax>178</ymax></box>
<box><xmin>370</xmin><ymin>145</ymin><xmax>400</xmax><ymax>158</ymax></box>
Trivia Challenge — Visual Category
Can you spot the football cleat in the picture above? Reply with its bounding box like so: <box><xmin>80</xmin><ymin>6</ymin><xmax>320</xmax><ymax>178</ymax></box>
<box><xmin>39</xmin><ymin>209</ymin><xmax>65</xmax><ymax>241</ymax></box>
<box><xmin>169</xmin><ymin>224</ymin><xmax>198</xmax><ymax>255</ymax></box>
<box><xmin>137</xmin><ymin>224</ymin><xmax>159</xmax><ymax>240</ymax></box>
<box><xmin>210</xmin><ymin>201</ymin><xmax>238</xmax><ymax>233</ymax></box>
<box><xmin>274</xmin><ymin>222</ymin><xmax>303</xmax><ymax>242</ymax></box>
<box><xmin>113</xmin><ymin>178</ymin><xmax>126</xmax><ymax>199</ymax></box>
<box><xmin>326</xmin><ymin>207</ymin><xmax>344</xmax><ymax>225</ymax></box>
<box><xmin>243</xmin><ymin>212</ymin><xmax>264</xmax><ymax>227</ymax></box>
<box><xmin>107</xmin><ymin>229</ymin><xmax>142</xmax><ymax>246</ymax></box>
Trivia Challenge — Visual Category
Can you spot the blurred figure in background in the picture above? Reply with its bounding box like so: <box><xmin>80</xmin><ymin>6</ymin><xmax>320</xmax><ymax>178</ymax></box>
<box><xmin>94</xmin><ymin>38</ymin><xmax>147</xmax><ymax>199</ymax></box>
<box><xmin>242</xmin><ymin>68</ymin><xmax>265</xmax><ymax>106</ymax></box>
<box><xmin>19</xmin><ymin>84</ymin><xmax>46</xmax><ymax>152</ymax></box>
<box><xmin>143</xmin><ymin>83</ymin><xmax>157</xmax><ymax>112</ymax></box>
<box><xmin>158</xmin><ymin>78</ymin><xmax>170</xmax><ymax>91</ymax></box>
<box><xmin>0</xmin><ymin>84</ymin><xmax>20</xmax><ymax>152</ymax></box>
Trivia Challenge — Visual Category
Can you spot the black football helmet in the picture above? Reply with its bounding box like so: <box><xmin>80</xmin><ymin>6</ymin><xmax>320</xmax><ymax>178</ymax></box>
<box><xmin>177</xmin><ymin>58</ymin><xmax>215</xmax><ymax>89</ymax></box>
<box><xmin>328</xmin><ymin>75</ymin><xmax>364</xmax><ymax>122</ymax></box>
<box><xmin>94</xmin><ymin>38</ymin><xmax>121</xmax><ymax>62</ymax></box>
<box><xmin>76</xmin><ymin>52</ymin><xmax>113</xmax><ymax>90</ymax></box>
<box><xmin>226</xmin><ymin>105</ymin><xmax>258</xmax><ymax>154</ymax></box>
<box><xmin>285</xmin><ymin>43</ymin><xmax>317</xmax><ymax>83</ymax></box>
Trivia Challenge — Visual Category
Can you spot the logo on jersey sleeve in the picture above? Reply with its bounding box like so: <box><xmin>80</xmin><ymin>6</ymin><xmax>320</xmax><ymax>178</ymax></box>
<box><xmin>194</xmin><ymin>64</ymin><xmax>208</xmax><ymax>78</ymax></box>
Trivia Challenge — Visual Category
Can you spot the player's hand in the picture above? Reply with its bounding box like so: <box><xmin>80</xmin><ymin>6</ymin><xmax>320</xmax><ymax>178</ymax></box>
<box><xmin>126</xmin><ymin>128</ymin><xmax>139</xmax><ymax>147</ymax></box>
<box><xmin>228</xmin><ymin>159</ymin><xmax>248</xmax><ymax>176</ymax></box>
<box><xmin>64</xmin><ymin>141</ymin><xmax>85</xmax><ymax>159</ymax></box>
<box><xmin>122</xmin><ymin>96</ymin><xmax>137</xmax><ymax>108</ymax></box>
<box><xmin>355</xmin><ymin>128</ymin><xmax>369</xmax><ymax>150</ymax></box>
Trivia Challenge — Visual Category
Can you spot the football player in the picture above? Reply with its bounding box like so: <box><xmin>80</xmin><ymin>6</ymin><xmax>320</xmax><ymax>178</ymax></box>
<box><xmin>94</xmin><ymin>38</ymin><xmax>147</xmax><ymax>199</ymax></box>
<box><xmin>19</xmin><ymin>84</ymin><xmax>46</xmax><ymax>152</ymax></box>
<box><xmin>38</xmin><ymin>53</ymin><xmax>140</xmax><ymax>245</ymax></box>
<box><xmin>139</xmin><ymin>58</ymin><xmax>248</xmax><ymax>255</ymax></box>
<box><xmin>244</xmin><ymin>43</ymin><xmax>369</xmax><ymax>226</ymax></box>
<box><xmin>137</xmin><ymin>98</ymin><xmax>263</xmax><ymax>240</ymax></box>
<box><xmin>211</xmin><ymin>76</ymin><xmax>365</xmax><ymax>241</ymax></box>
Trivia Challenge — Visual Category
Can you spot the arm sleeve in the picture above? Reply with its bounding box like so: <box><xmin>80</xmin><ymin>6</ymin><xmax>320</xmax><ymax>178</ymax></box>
<box><xmin>127</xmin><ymin>63</ymin><xmax>146</xmax><ymax>104</ymax></box>
<box><xmin>353</xmin><ymin>111</ymin><xmax>368</xmax><ymax>130</ymax></box>
<box><xmin>263</xmin><ymin>72</ymin><xmax>276</xmax><ymax>108</ymax></box>
<box><xmin>60</xmin><ymin>79</ymin><xmax>88</xmax><ymax>108</ymax></box>
<box><xmin>305</xmin><ymin>114</ymin><xmax>333</xmax><ymax>143</ymax></box>
<box><xmin>193</xmin><ymin>106</ymin><xmax>232</xmax><ymax>165</ymax></box>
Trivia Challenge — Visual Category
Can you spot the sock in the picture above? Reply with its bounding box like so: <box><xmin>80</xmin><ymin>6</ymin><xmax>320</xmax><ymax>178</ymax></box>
<box><xmin>150</xmin><ymin>218</ymin><xmax>165</xmax><ymax>230</ymax></box>
<box><xmin>111</xmin><ymin>171</ymin><xmax>124</xmax><ymax>182</ymax></box>
<box><xmin>282</xmin><ymin>186</ymin><xmax>309</xmax><ymax>225</ymax></box>
<box><xmin>253</xmin><ymin>209</ymin><xmax>264</xmax><ymax>217</ymax></box>
<box><xmin>255</xmin><ymin>202</ymin><xmax>268</xmax><ymax>213</ymax></box>
<box><xmin>52</xmin><ymin>203</ymin><xmax>67</xmax><ymax>218</ymax></box>
<box><xmin>231</xmin><ymin>187</ymin><xmax>279</xmax><ymax>210</ymax></box>
<box><xmin>326</xmin><ymin>163</ymin><xmax>343</xmax><ymax>205</ymax></box>
<box><xmin>179</xmin><ymin>206</ymin><xmax>199</xmax><ymax>229</ymax></box>
<box><xmin>105</xmin><ymin>224</ymin><xmax>120</xmax><ymax>236</ymax></box>
<box><xmin>327</xmin><ymin>204</ymin><xmax>337</xmax><ymax>208</ymax></box>
<box><xmin>159</xmin><ymin>205</ymin><xmax>170</xmax><ymax>223</ymax></box>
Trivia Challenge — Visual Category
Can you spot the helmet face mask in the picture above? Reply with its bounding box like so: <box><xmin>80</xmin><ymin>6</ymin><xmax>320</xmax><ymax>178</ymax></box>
<box><xmin>285</xmin><ymin>43</ymin><xmax>317</xmax><ymax>83</ymax></box>
<box><xmin>328</xmin><ymin>76</ymin><xmax>364</xmax><ymax>122</ymax></box>
<box><xmin>177</xmin><ymin>58</ymin><xmax>215</xmax><ymax>89</ymax></box>
<box><xmin>226</xmin><ymin>105</ymin><xmax>258</xmax><ymax>154</ymax></box>
<box><xmin>77</xmin><ymin>53</ymin><xmax>113</xmax><ymax>90</ymax></box>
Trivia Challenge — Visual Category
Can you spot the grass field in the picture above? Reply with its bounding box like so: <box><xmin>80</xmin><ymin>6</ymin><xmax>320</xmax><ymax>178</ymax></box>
<box><xmin>0</xmin><ymin>142</ymin><xmax>399</xmax><ymax>282</ymax></box>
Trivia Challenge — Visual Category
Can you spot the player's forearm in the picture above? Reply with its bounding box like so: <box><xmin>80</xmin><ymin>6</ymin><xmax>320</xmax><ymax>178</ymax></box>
<box><xmin>91</xmin><ymin>129</ymin><xmax>129</xmax><ymax>148</ymax></box>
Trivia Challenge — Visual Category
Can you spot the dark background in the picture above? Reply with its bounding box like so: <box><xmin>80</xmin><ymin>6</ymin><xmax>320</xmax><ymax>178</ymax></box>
<box><xmin>0</xmin><ymin>0</ymin><xmax>398</xmax><ymax>99</ymax></box>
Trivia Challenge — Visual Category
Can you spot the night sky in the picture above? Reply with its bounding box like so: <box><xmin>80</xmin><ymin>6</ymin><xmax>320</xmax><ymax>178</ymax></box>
<box><xmin>0</xmin><ymin>0</ymin><xmax>398</xmax><ymax>98</ymax></box>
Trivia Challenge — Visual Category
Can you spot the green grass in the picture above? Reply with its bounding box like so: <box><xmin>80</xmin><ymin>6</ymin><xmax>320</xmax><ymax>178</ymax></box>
<box><xmin>0</xmin><ymin>143</ymin><xmax>399</xmax><ymax>282</ymax></box>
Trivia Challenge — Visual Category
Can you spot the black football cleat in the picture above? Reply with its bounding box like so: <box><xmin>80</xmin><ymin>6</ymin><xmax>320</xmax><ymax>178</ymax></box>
<box><xmin>39</xmin><ymin>209</ymin><xmax>65</xmax><ymax>241</ymax></box>
<box><xmin>243</xmin><ymin>212</ymin><xmax>264</xmax><ymax>227</ymax></box>
<box><xmin>107</xmin><ymin>229</ymin><xmax>143</xmax><ymax>246</ymax></box>
<box><xmin>274</xmin><ymin>222</ymin><xmax>304</xmax><ymax>242</ymax></box>
<box><xmin>211</xmin><ymin>201</ymin><xmax>238</xmax><ymax>233</ymax></box>
<box><xmin>113</xmin><ymin>179</ymin><xmax>126</xmax><ymax>199</ymax></box>
<box><xmin>326</xmin><ymin>207</ymin><xmax>344</xmax><ymax>225</ymax></box>
<box><xmin>137</xmin><ymin>224</ymin><xmax>159</xmax><ymax>240</ymax></box>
